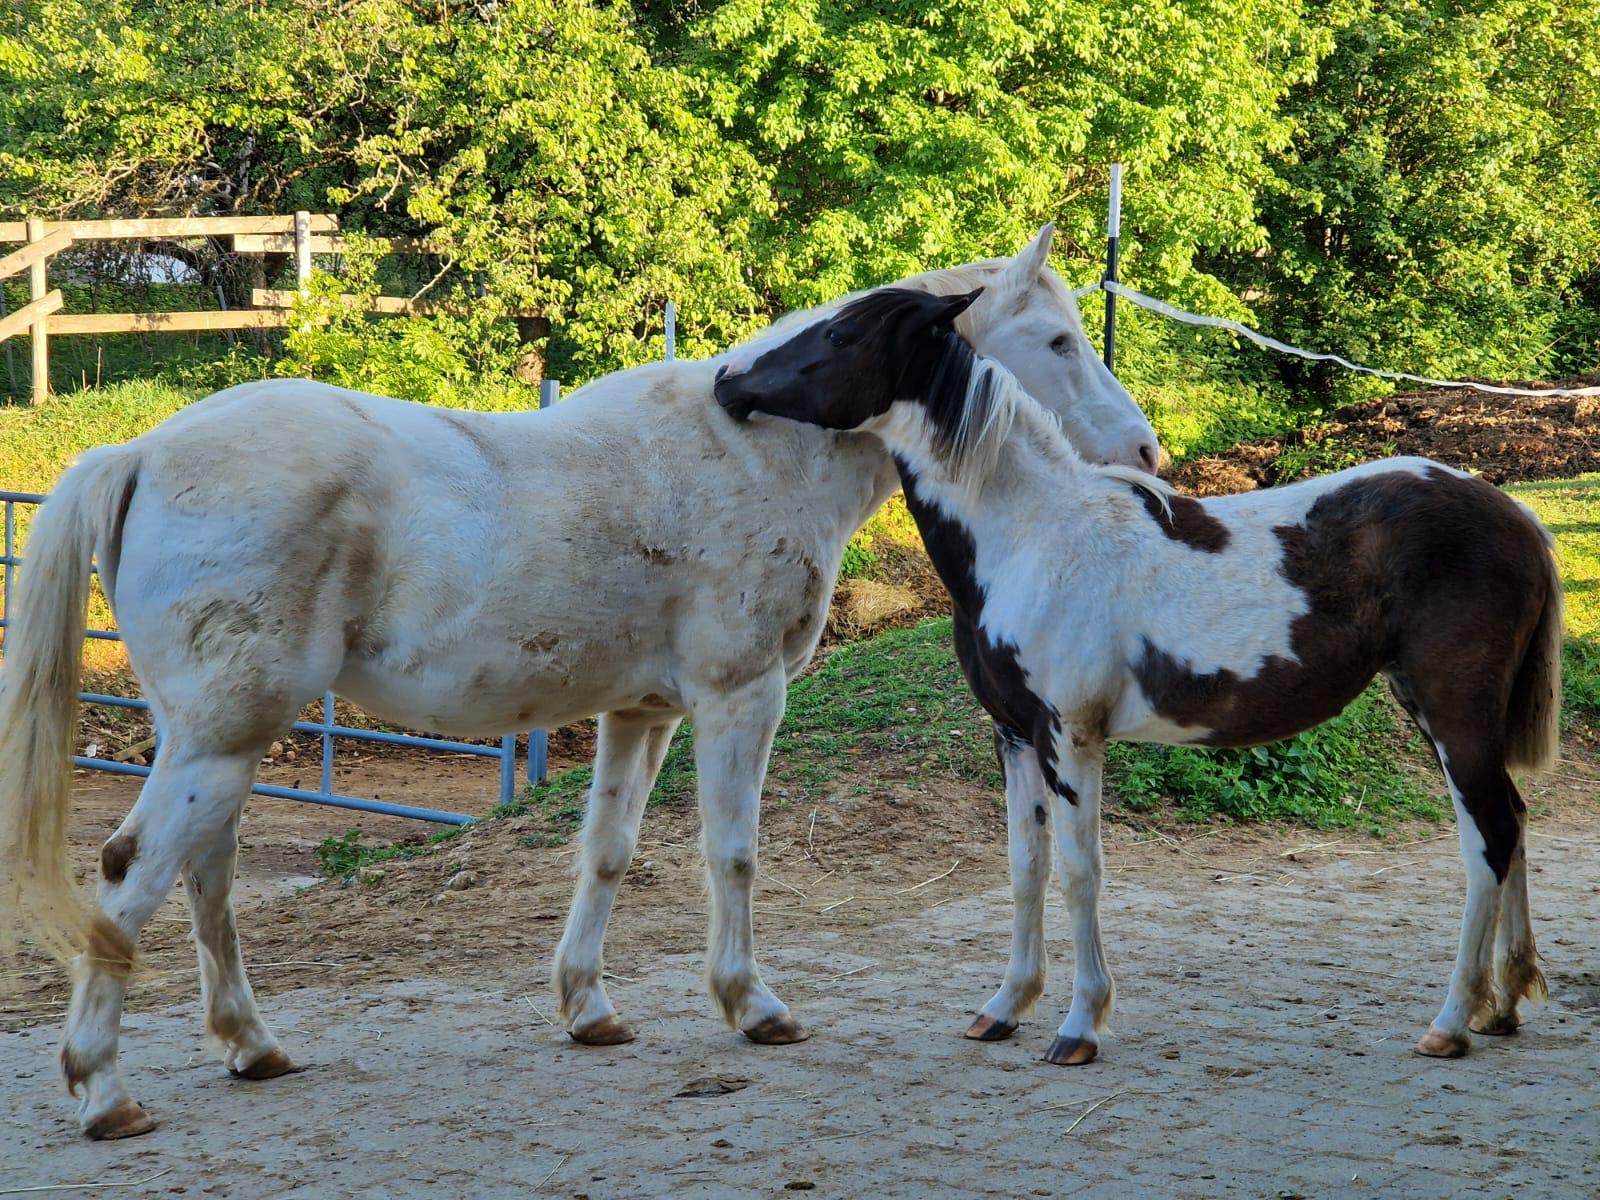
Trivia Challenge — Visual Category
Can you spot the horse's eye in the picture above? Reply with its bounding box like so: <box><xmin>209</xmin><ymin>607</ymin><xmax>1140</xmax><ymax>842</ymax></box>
<box><xmin>1050</xmin><ymin>334</ymin><xmax>1074</xmax><ymax>357</ymax></box>
<box><xmin>826</xmin><ymin>328</ymin><xmax>852</xmax><ymax>349</ymax></box>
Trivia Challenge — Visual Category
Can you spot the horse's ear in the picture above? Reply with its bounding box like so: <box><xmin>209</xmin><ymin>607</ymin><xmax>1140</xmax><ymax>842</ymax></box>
<box><xmin>934</xmin><ymin>287</ymin><xmax>985</xmax><ymax>326</ymax></box>
<box><xmin>1006</xmin><ymin>223</ymin><xmax>1056</xmax><ymax>286</ymax></box>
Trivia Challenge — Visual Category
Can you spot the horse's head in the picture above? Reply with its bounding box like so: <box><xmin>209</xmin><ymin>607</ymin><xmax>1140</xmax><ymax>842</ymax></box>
<box><xmin>714</xmin><ymin>287</ymin><xmax>987</xmax><ymax>442</ymax></box>
<box><xmin>954</xmin><ymin>225</ymin><xmax>1161</xmax><ymax>474</ymax></box>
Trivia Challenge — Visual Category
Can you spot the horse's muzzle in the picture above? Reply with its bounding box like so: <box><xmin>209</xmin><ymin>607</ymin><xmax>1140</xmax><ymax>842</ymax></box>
<box><xmin>713</xmin><ymin>367</ymin><xmax>754</xmax><ymax>422</ymax></box>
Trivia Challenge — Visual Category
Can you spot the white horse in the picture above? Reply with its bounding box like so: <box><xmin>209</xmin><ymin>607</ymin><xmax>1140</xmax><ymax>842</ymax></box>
<box><xmin>0</xmin><ymin>227</ymin><xmax>1160</xmax><ymax>1138</ymax></box>
<box><xmin>714</xmin><ymin>286</ymin><xmax>1562</xmax><ymax>1066</ymax></box>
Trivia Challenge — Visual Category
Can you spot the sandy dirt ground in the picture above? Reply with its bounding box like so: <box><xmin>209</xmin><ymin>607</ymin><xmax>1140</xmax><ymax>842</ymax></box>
<box><xmin>3</xmin><ymin>762</ymin><xmax>1598</xmax><ymax>1199</ymax></box>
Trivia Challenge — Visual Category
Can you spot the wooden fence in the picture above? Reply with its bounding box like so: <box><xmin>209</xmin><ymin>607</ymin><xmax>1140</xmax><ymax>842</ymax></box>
<box><xmin>0</xmin><ymin>212</ymin><xmax>440</xmax><ymax>403</ymax></box>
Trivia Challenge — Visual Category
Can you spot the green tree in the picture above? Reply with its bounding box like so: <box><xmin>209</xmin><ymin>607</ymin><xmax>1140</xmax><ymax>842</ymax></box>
<box><xmin>0</xmin><ymin>0</ymin><xmax>773</xmax><ymax>380</ymax></box>
<box><xmin>1232</xmin><ymin>0</ymin><xmax>1600</xmax><ymax>392</ymax></box>
<box><xmin>654</xmin><ymin>0</ymin><xmax>1327</xmax><ymax>315</ymax></box>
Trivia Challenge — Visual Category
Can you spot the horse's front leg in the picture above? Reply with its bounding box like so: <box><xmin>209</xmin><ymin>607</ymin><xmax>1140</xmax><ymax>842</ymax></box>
<box><xmin>966</xmin><ymin>724</ymin><xmax>1050</xmax><ymax>1041</ymax></box>
<box><xmin>554</xmin><ymin>710</ymin><xmax>682</xmax><ymax>1044</ymax></box>
<box><xmin>689</xmin><ymin>666</ymin><xmax>807</xmax><ymax>1044</ymax></box>
<box><xmin>1041</xmin><ymin>740</ymin><xmax>1114</xmax><ymax>1066</ymax></box>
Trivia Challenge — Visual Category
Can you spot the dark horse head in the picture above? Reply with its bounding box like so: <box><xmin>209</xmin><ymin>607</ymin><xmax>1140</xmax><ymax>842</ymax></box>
<box><xmin>713</xmin><ymin>287</ymin><xmax>987</xmax><ymax>436</ymax></box>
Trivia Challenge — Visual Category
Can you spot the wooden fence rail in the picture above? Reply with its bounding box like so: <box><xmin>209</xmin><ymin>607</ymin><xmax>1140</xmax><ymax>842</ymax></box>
<box><xmin>0</xmin><ymin>211</ymin><xmax>433</xmax><ymax>404</ymax></box>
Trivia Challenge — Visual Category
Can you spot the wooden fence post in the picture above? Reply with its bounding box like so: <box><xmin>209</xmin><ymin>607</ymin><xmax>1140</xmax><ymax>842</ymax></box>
<box><xmin>26</xmin><ymin>218</ymin><xmax>48</xmax><ymax>403</ymax></box>
<box><xmin>294</xmin><ymin>211</ymin><xmax>312</xmax><ymax>290</ymax></box>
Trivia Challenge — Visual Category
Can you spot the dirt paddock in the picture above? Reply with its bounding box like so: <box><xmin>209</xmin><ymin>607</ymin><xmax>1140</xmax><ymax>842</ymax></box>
<box><xmin>3</xmin><ymin>765</ymin><xmax>1598</xmax><ymax>1198</ymax></box>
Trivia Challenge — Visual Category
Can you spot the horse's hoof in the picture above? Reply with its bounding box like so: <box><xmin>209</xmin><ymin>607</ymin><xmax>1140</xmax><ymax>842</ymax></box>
<box><xmin>742</xmin><ymin>1015</ymin><xmax>810</xmax><ymax>1045</ymax></box>
<box><xmin>1414</xmin><ymin>1029</ymin><xmax>1470</xmax><ymax>1058</ymax></box>
<box><xmin>229</xmin><ymin>1048</ymin><xmax>298</xmax><ymax>1080</ymax></box>
<box><xmin>1043</xmin><ymin>1036</ymin><xmax>1098</xmax><ymax>1066</ymax></box>
<box><xmin>1469</xmin><ymin>1014</ymin><xmax>1519</xmax><ymax>1037</ymax></box>
<box><xmin>84</xmin><ymin>1101</ymin><xmax>155</xmax><ymax>1140</ymax></box>
<box><xmin>570</xmin><ymin>1015</ymin><xmax>637</xmax><ymax>1046</ymax></box>
<box><xmin>964</xmin><ymin>1015</ymin><xmax>1018</xmax><ymax>1042</ymax></box>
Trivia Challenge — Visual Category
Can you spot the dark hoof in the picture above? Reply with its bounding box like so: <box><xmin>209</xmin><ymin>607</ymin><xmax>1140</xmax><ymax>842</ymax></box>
<box><xmin>570</xmin><ymin>1014</ymin><xmax>637</xmax><ymax>1046</ymax></box>
<box><xmin>229</xmin><ymin>1048</ymin><xmax>300</xmax><ymax>1080</ymax></box>
<box><xmin>1043</xmin><ymin>1036</ymin><xmax>1098</xmax><ymax>1066</ymax></box>
<box><xmin>1470</xmin><ymin>1013</ymin><xmax>1520</xmax><ymax>1037</ymax></box>
<box><xmin>85</xmin><ymin>1100</ymin><xmax>155</xmax><ymax>1140</ymax></box>
<box><xmin>742</xmin><ymin>1015</ymin><xmax>810</xmax><ymax>1045</ymax></box>
<box><xmin>965</xmin><ymin>1014</ymin><xmax>1018</xmax><ymax>1042</ymax></box>
<box><xmin>1414</xmin><ymin>1028</ymin><xmax>1470</xmax><ymax>1058</ymax></box>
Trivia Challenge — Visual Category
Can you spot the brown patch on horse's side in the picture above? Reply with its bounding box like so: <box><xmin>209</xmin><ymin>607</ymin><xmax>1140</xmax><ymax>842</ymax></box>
<box><xmin>1133</xmin><ymin>466</ymin><xmax>1547</xmax><ymax>750</ymax></box>
<box><xmin>1134</xmin><ymin>487</ymin><xmax>1230</xmax><ymax>553</ymax></box>
<box><xmin>520</xmin><ymin>631</ymin><xmax>561</xmax><ymax>654</ymax></box>
<box><xmin>639</xmin><ymin>693</ymin><xmax>674</xmax><ymax>709</ymax></box>
<box><xmin>632</xmin><ymin>538</ymin><xmax>676</xmax><ymax>566</ymax></box>
<box><xmin>100</xmin><ymin>835</ymin><xmax>138</xmax><ymax>884</ymax></box>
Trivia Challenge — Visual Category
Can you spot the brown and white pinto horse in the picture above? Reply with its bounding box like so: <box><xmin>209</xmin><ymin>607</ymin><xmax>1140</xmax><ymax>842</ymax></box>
<box><xmin>714</xmin><ymin>287</ymin><xmax>1563</xmax><ymax>1065</ymax></box>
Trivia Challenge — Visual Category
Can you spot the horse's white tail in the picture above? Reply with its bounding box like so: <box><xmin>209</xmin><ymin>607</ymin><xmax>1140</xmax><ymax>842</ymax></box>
<box><xmin>0</xmin><ymin>446</ymin><xmax>141</xmax><ymax>970</ymax></box>
<box><xmin>1505</xmin><ymin>502</ymin><xmax>1564</xmax><ymax>774</ymax></box>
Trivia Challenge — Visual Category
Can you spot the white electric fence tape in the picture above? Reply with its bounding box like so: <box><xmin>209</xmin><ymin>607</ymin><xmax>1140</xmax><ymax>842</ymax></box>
<box><xmin>1071</xmin><ymin>278</ymin><xmax>1600</xmax><ymax>399</ymax></box>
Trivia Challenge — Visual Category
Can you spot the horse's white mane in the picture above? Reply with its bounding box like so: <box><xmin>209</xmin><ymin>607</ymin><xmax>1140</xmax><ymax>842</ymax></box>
<box><xmin>932</xmin><ymin>344</ymin><xmax>1174</xmax><ymax>514</ymax></box>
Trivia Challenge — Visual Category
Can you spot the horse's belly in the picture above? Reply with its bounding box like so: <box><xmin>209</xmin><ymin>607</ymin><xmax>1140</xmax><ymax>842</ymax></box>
<box><xmin>333</xmin><ymin>640</ymin><xmax>675</xmax><ymax>735</ymax></box>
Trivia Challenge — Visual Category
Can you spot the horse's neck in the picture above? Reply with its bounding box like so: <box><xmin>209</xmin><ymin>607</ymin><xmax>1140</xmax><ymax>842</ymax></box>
<box><xmin>895</xmin><ymin>404</ymin><xmax>1096</xmax><ymax>537</ymax></box>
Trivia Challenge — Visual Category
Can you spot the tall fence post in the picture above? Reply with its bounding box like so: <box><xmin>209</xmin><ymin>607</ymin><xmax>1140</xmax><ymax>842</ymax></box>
<box><xmin>664</xmin><ymin>299</ymin><xmax>676</xmax><ymax>361</ymax></box>
<box><xmin>294</xmin><ymin>211</ymin><xmax>312</xmax><ymax>291</ymax></box>
<box><xmin>1103</xmin><ymin>163</ymin><xmax>1122</xmax><ymax>373</ymax></box>
<box><xmin>1</xmin><ymin>285</ymin><xmax>14</xmax><ymax>395</ymax></box>
<box><xmin>25</xmin><ymin>218</ymin><xmax>48</xmax><ymax>403</ymax></box>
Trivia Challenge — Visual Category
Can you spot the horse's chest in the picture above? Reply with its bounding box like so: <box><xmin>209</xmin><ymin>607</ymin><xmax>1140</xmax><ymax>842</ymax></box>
<box><xmin>951</xmin><ymin>611</ymin><xmax>1056</xmax><ymax>742</ymax></box>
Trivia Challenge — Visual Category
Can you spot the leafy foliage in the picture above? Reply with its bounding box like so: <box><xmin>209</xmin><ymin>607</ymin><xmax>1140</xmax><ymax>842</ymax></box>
<box><xmin>1229</xmin><ymin>0</ymin><xmax>1600</xmax><ymax>396</ymax></box>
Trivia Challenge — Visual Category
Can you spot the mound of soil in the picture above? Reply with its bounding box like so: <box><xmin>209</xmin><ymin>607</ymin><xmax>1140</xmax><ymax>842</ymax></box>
<box><xmin>1169</xmin><ymin>375</ymin><xmax>1600</xmax><ymax>498</ymax></box>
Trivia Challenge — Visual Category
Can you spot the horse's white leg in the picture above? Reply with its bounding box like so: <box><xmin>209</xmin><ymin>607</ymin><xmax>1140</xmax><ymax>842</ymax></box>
<box><xmin>62</xmin><ymin>748</ymin><xmax>259</xmax><ymax>1139</ymax></box>
<box><xmin>690</xmin><ymin>668</ymin><xmax>805</xmax><ymax>1043</ymax></box>
<box><xmin>1042</xmin><ymin>745</ymin><xmax>1113</xmax><ymax>1067</ymax></box>
<box><xmin>966</xmin><ymin>727</ymin><xmax>1050</xmax><ymax>1041</ymax></box>
<box><xmin>553</xmin><ymin>711</ymin><xmax>681</xmax><ymax>1044</ymax></box>
<box><xmin>1417</xmin><ymin>745</ymin><xmax>1505</xmax><ymax>1058</ymax></box>
<box><xmin>184</xmin><ymin>817</ymin><xmax>291</xmax><ymax>1078</ymax></box>
<box><xmin>1472</xmin><ymin>826</ymin><xmax>1546</xmax><ymax>1036</ymax></box>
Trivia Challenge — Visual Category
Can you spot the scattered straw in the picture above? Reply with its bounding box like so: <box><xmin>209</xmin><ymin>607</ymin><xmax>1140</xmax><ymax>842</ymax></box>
<box><xmin>1368</xmin><ymin>860</ymin><xmax>1422</xmax><ymax>878</ymax></box>
<box><xmin>521</xmin><ymin>994</ymin><xmax>555</xmax><ymax>1028</ymax></box>
<box><xmin>894</xmin><ymin>859</ymin><xmax>960</xmax><ymax>896</ymax></box>
<box><xmin>0</xmin><ymin>1166</ymin><xmax>175</xmax><ymax>1195</ymax></box>
<box><xmin>818</xmin><ymin>896</ymin><xmax>854</xmax><ymax>914</ymax></box>
<box><xmin>823</xmin><ymin>963</ymin><xmax>873</xmax><ymax>983</ymax></box>
<box><xmin>531</xmin><ymin>1154</ymin><xmax>569</xmax><ymax>1194</ymax></box>
<box><xmin>1060</xmin><ymin>1089</ymin><xmax>1137</xmax><ymax>1136</ymax></box>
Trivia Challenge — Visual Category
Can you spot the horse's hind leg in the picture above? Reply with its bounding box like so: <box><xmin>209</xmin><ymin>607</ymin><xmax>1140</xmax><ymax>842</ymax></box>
<box><xmin>554</xmin><ymin>710</ymin><xmax>682</xmax><ymax>1044</ymax></box>
<box><xmin>1415</xmin><ymin>739</ymin><xmax>1524</xmax><ymax>1058</ymax></box>
<box><xmin>184</xmin><ymin>810</ymin><xmax>292</xmax><ymax>1078</ymax></box>
<box><xmin>966</xmin><ymin>725</ymin><xmax>1050</xmax><ymax>1042</ymax></box>
<box><xmin>1471</xmin><ymin>807</ymin><xmax>1546</xmax><ymax>1036</ymax></box>
<box><xmin>62</xmin><ymin>746</ymin><xmax>262</xmax><ymax>1138</ymax></box>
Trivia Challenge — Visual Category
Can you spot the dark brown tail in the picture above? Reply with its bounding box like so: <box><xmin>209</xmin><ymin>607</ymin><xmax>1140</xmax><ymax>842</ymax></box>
<box><xmin>1505</xmin><ymin>502</ymin><xmax>1563</xmax><ymax>774</ymax></box>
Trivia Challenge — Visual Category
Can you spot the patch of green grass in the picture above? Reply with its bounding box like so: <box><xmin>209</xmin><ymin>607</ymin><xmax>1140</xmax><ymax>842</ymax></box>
<box><xmin>1505</xmin><ymin>474</ymin><xmax>1600</xmax><ymax>732</ymax></box>
<box><xmin>314</xmin><ymin>826</ymin><xmax>463</xmax><ymax>881</ymax></box>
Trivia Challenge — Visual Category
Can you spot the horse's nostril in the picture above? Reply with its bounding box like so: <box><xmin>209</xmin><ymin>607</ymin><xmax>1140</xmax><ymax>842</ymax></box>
<box><xmin>714</xmin><ymin>364</ymin><xmax>728</xmax><ymax>383</ymax></box>
<box><xmin>1138</xmin><ymin>442</ymin><xmax>1160</xmax><ymax>473</ymax></box>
